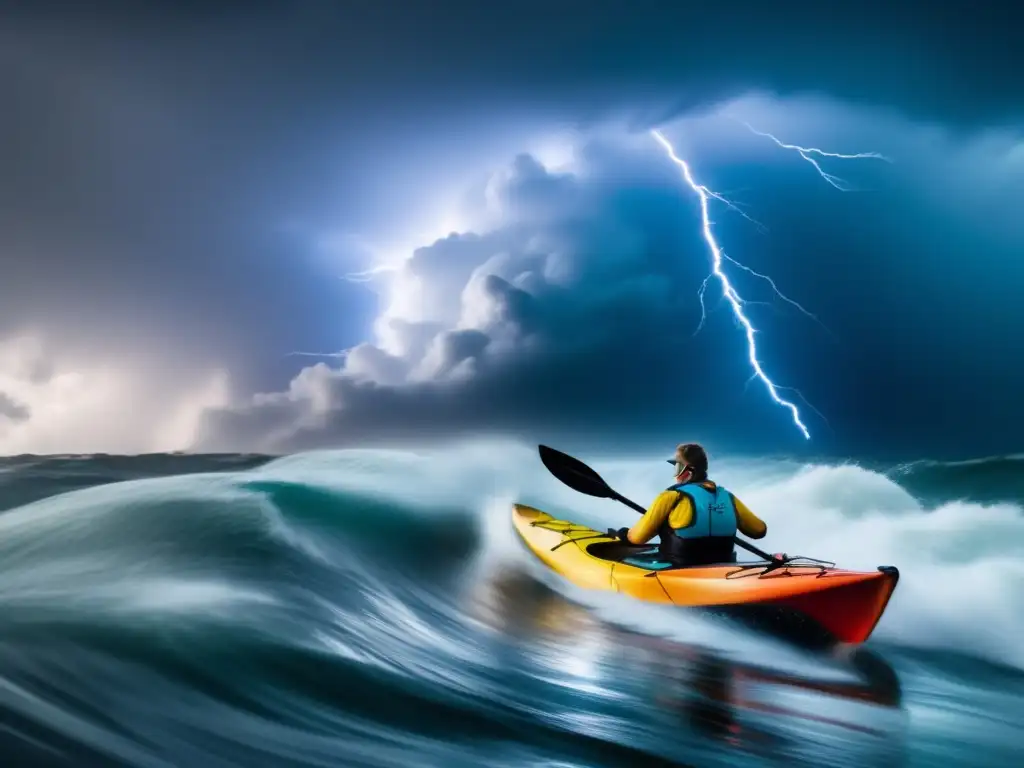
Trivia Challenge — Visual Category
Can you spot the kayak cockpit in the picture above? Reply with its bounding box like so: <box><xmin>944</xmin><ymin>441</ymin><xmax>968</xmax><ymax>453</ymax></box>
<box><xmin>585</xmin><ymin>541</ymin><xmax>765</xmax><ymax>571</ymax></box>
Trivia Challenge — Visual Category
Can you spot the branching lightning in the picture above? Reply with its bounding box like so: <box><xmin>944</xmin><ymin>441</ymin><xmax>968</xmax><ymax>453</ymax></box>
<box><xmin>694</xmin><ymin>251</ymin><xmax>826</xmax><ymax>337</ymax></box>
<box><xmin>343</xmin><ymin>264</ymin><xmax>399</xmax><ymax>283</ymax></box>
<box><xmin>653</xmin><ymin>123</ymin><xmax>887</xmax><ymax>439</ymax></box>
<box><xmin>652</xmin><ymin>129</ymin><xmax>812</xmax><ymax>439</ymax></box>
<box><xmin>739</xmin><ymin>121</ymin><xmax>891</xmax><ymax>191</ymax></box>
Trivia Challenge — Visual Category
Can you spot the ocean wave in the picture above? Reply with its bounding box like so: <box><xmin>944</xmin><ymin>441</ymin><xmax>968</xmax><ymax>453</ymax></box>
<box><xmin>0</xmin><ymin>441</ymin><xmax>1019</xmax><ymax>766</ymax></box>
<box><xmin>887</xmin><ymin>453</ymin><xmax>1024</xmax><ymax>505</ymax></box>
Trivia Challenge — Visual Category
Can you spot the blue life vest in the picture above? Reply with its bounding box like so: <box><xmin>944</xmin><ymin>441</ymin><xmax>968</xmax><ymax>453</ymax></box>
<box><xmin>667</xmin><ymin>482</ymin><xmax>738</xmax><ymax>539</ymax></box>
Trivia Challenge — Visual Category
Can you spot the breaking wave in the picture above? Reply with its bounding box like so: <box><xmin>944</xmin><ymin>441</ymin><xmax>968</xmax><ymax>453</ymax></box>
<box><xmin>0</xmin><ymin>441</ymin><xmax>1019</xmax><ymax>767</ymax></box>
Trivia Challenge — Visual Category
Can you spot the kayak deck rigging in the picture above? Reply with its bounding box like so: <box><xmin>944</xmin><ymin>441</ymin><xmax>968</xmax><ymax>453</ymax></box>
<box><xmin>531</xmin><ymin>517</ymin><xmax>837</xmax><ymax>577</ymax></box>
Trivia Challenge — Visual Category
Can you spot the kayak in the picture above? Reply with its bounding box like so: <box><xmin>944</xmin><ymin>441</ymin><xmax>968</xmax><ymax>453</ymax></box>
<box><xmin>512</xmin><ymin>503</ymin><xmax>900</xmax><ymax>645</ymax></box>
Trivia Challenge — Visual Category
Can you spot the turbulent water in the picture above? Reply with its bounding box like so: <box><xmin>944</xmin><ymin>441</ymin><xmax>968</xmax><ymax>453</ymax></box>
<box><xmin>0</xmin><ymin>442</ymin><xmax>1021</xmax><ymax>768</ymax></box>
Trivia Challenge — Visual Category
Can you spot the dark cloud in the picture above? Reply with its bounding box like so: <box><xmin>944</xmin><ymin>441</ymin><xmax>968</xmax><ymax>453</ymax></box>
<box><xmin>9</xmin><ymin>0</ymin><xmax>1020</xmax><ymax>128</ymax></box>
<box><xmin>2</xmin><ymin>2</ymin><xmax>1021</xmax><ymax>457</ymax></box>
<box><xmin>195</xmin><ymin>111</ymin><xmax>1024</xmax><ymax>461</ymax></box>
<box><xmin>0</xmin><ymin>1</ymin><xmax>381</xmax><ymax>389</ymax></box>
<box><xmin>0</xmin><ymin>393</ymin><xmax>30</xmax><ymax>423</ymax></box>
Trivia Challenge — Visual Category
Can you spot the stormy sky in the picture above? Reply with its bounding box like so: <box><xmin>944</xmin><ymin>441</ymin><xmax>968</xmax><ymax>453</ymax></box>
<box><xmin>1</xmin><ymin>0</ymin><xmax>1021</xmax><ymax>460</ymax></box>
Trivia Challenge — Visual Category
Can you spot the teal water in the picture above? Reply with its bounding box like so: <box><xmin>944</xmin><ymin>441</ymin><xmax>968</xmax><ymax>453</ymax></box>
<box><xmin>0</xmin><ymin>442</ymin><xmax>1020</xmax><ymax>767</ymax></box>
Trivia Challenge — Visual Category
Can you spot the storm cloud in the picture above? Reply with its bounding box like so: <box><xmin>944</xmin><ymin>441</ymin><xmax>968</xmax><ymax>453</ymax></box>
<box><xmin>2</xmin><ymin>2</ymin><xmax>1021</xmax><ymax>458</ymax></box>
<box><xmin>196</xmin><ymin>100</ymin><xmax>1024</xmax><ymax>459</ymax></box>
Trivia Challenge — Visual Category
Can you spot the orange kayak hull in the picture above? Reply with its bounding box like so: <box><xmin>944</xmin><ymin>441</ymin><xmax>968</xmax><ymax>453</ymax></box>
<box><xmin>512</xmin><ymin>504</ymin><xmax>899</xmax><ymax>645</ymax></box>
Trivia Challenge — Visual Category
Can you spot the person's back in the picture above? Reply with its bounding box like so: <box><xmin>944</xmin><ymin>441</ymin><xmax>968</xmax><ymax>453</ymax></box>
<box><xmin>616</xmin><ymin>443</ymin><xmax>767</xmax><ymax>566</ymax></box>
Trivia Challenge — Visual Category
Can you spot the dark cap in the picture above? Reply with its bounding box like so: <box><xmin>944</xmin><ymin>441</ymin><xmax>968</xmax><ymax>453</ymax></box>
<box><xmin>668</xmin><ymin>443</ymin><xmax>709</xmax><ymax>476</ymax></box>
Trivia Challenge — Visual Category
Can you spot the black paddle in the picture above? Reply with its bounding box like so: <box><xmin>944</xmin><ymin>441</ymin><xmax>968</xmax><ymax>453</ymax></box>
<box><xmin>538</xmin><ymin>444</ymin><xmax>780</xmax><ymax>563</ymax></box>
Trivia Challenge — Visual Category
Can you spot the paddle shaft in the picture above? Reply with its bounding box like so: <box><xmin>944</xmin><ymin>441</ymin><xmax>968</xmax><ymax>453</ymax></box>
<box><xmin>610</xmin><ymin>489</ymin><xmax>777</xmax><ymax>561</ymax></box>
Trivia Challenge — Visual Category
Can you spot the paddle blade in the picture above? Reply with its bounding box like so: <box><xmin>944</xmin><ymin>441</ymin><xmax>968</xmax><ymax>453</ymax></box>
<box><xmin>538</xmin><ymin>445</ymin><xmax>614</xmax><ymax>499</ymax></box>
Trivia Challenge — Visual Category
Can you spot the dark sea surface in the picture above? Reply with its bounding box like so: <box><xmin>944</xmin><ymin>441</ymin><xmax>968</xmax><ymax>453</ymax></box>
<box><xmin>0</xmin><ymin>442</ymin><xmax>1020</xmax><ymax>767</ymax></box>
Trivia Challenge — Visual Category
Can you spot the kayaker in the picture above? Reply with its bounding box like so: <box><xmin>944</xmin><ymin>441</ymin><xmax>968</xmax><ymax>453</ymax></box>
<box><xmin>611</xmin><ymin>443</ymin><xmax>769</xmax><ymax>566</ymax></box>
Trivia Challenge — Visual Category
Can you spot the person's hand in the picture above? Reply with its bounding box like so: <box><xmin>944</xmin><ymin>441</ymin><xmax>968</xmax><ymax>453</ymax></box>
<box><xmin>606</xmin><ymin>527</ymin><xmax>630</xmax><ymax>542</ymax></box>
<box><xmin>772</xmin><ymin>552</ymin><xmax>788</xmax><ymax>561</ymax></box>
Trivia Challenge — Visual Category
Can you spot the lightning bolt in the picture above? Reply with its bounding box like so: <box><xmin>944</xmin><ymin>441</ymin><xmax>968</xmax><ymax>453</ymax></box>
<box><xmin>740</xmin><ymin>121</ymin><xmax>891</xmax><ymax>191</ymax></box>
<box><xmin>343</xmin><ymin>264</ymin><xmax>399</xmax><ymax>283</ymax></box>
<box><xmin>651</xmin><ymin>129</ymin><xmax>812</xmax><ymax>439</ymax></box>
